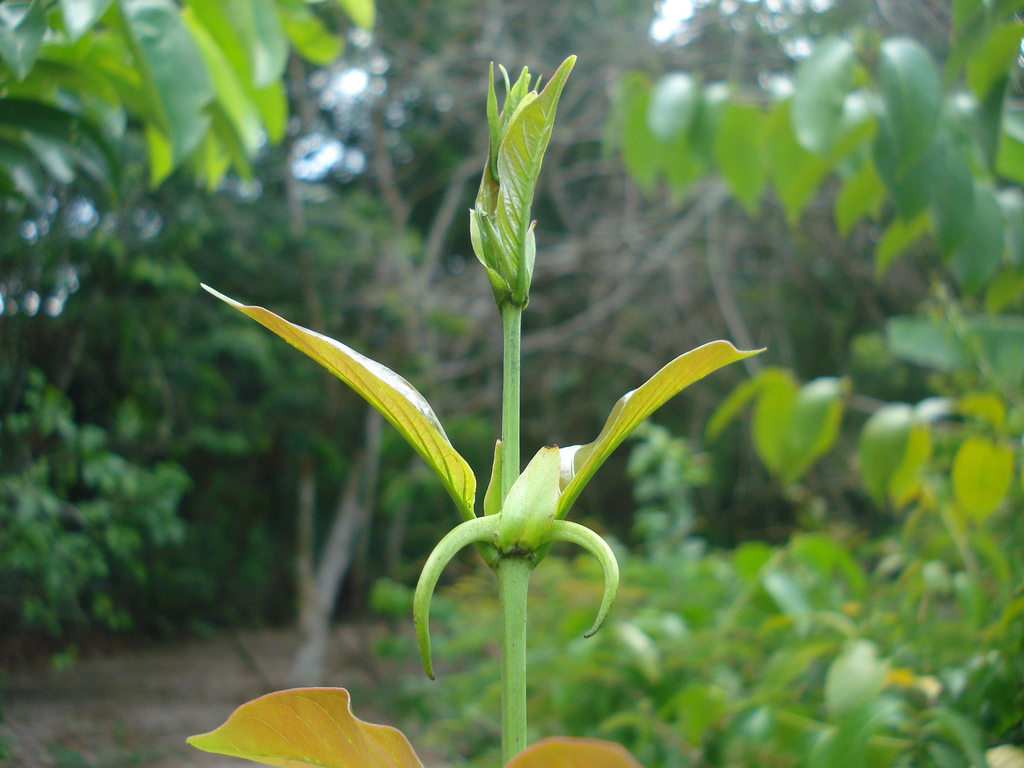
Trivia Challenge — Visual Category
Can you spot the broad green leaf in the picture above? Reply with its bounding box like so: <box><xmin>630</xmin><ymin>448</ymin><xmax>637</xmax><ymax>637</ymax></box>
<box><xmin>792</xmin><ymin>37</ymin><xmax>857</xmax><ymax>155</ymax></box>
<box><xmin>950</xmin><ymin>183</ymin><xmax>1005</xmax><ymax>295</ymax></box>
<box><xmin>188</xmin><ymin>688</ymin><xmax>424</xmax><ymax>768</ymax></box>
<box><xmin>885</xmin><ymin>316</ymin><xmax>965</xmax><ymax>372</ymax></box>
<box><xmin>858</xmin><ymin>403</ymin><xmax>931</xmax><ymax>506</ymax></box>
<box><xmin>506</xmin><ymin>737</ymin><xmax>645</xmax><ymax>768</ymax></box>
<box><xmin>226</xmin><ymin>0</ymin><xmax>288</xmax><ymax>87</ymax></box>
<box><xmin>877</xmin><ymin>38</ymin><xmax>941</xmax><ymax>170</ymax></box>
<box><xmin>557</xmin><ymin>340</ymin><xmax>758</xmax><ymax>518</ymax></box>
<box><xmin>986</xmin><ymin>267</ymin><xmax>1024</xmax><ymax>312</ymax></box>
<box><xmin>119</xmin><ymin>0</ymin><xmax>214</xmax><ymax>164</ymax></box>
<box><xmin>997</xmin><ymin>110</ymin><xmax>1024</xmax><ymax>186</ymax></box>
<box><xmin>61</xmin><ymin>0</ymin><xmax>114</xmax><ymax>41</ymax></box>
<box><xmin>790</xmin><ymin>532</ymin><xmax>866</xmax><ymax>596</ymax></box>
<box><xmin>761</xmin><ymin>570</ymin><xmax>811</xmax><ymax>630</ymax></box>
<box><xmin>620</xmin><ymin>72</ymin><xmax>658</xmax><ymax>190</ymax></box>
<box><xmin>144</xmin><ymin>120</ymin><xmax>174</xmax><ymax>186</ymax></box>
<box><xmin>280</xmin><ymin>1</ymin><xmax>343</xmax><ymax>65</ymax></box>
<box><xmin>765</xmin><ymin>99</ymin><xmax>832</xmax><ymax>224</ymax></box>
<box><xmin>976</xmin><ymin>74</ymin><xmax>1006</xmax><ymax>172</ymax></box>
<box><xmin>825</xmin><ymin>640</ymin><xmax>888</xmax><ymax>719</ymax></box>
<box><xmin>182</xmin><ymin>8</ymin><xmax>262</xmax><ymax>156</ymax></box>
<box><xmin>0</xmin><ymin>98</ymin><xmax>118</xmax><ymax>191</ymax></box>
<box><xmin>872</xmin><ymin>127</ymin><xmax>940</xmax><ymax>220</ymax></box>
<box><xmin>0</xmin><ymin>0</ymin><xmax>45</xmax><ymax>80</ymax></box>
<box><xmin>966</xmin><ymin>21</ymin><xmax>1024</xmax><ymax>101</ymax></box>
<box><xmin>779</xmin><ymin>376</ymin><xmax>847</xmax><ymax>486</ymax></box>
<box><xmin>835</xmin><ymin>159</ymin><xmax>886</xmax><ymax>236</ymax></box>
<box><xmin>647</xmin><ymin>72</ymin><xmax>699</xmax><ymax>141</ymax></box>
<box><xmin>337</xmin><ymin>0</ymin><xmax>374</xmax><ymax>30</ymax></box>
<box><xmin>875</xmin><ymin>211</ymin><xmax>928</xmax><ymax>278</ymax></box>
<box><xmin>495</xmin><ymin>55</ymin><xmax>575</xmax><ymax>299</ymax></box>
<box><xmin>714</xmin><ymin>101</ymin><xmax>766</xmax><ymax>214</ymax></box>
<box><xmin>751</xmin><ymin>369</ymin><xmax>798</xmax><ymax>478</ymax></box>
<box><xmin>202</xmin><ymin>286</ymin><xmax>477</xmax><ymax>521</ymax></box>
<box><xmin>952</xmin><ymin>436</ymin><xmax>1013</xmax><ymax>521</ymax></box>
<box><xmin>667</xmin><ymin>684</ymin><xmax>728</xmax><ymax>744</ymax></box>
<box><xmin>930</xmin><ymin>133</ymin><xmax>976</xmax><ymax>255</ymax></box>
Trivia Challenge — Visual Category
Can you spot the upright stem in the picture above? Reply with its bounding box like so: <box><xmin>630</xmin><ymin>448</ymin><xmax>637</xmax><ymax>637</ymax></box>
<box><xmin>500</xmin><ymin>304</ymin><xmax>522</xmax><ymax>501</ymax></box>
<box><xmin>497</xmin><ymin>555</ymin><xmax>531</xmax><ymax>764</ymax></box>
<box><xmin>498</xmin><ymin>302</ymin><xmax>526</xmax><ymax>763</ymax></box>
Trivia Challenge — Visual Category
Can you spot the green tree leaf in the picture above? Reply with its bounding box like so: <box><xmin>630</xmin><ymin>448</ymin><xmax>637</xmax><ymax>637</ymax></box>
<box><xmin>858</xmin><ymin>403</ymin><xmax>931</xmax><ymax>506</ymax></box>
<box><xmin>835</xmin><ymin>158</ymin><xmax>886</xmax><ymax>236</ymax></box>
<box><xmin>875</xmin><ymin>211</ymin><xmax>928</xmax><ymax>277</ymax></box>
<box><xmin>225</xmin><ymin>0</ymin><xmax>288</xmax><ymax>87</ymax></box>
<box><xmin>792</xmin><ymin>37</ymin><xmax>857</xmax><ymax>155</ymax></box>
<box><xmin>877</xmin><ymin>38</ymin><xmax>941</xmax><ymax>170</ymax></box>
<box><xmin>952</xmin><ymin>435</ymin><xmax>1014</xmax><ymax>521</ymax></box>
<box><xmin>60</xmin><ymin>0</ymin><xmax>114</xmax><ymax>41</ymax></box>
<box><xmin>647</xmin><ymin>72</ymin><xmax>699</xmax><ymax>141</ymax></box>
<box><xmin>188</xmin><ymin>688</ymin><xmax>425</xmax><ymax>768</ymax></box>
<box><xmin>0</xmin><ymin>0</ymin><xmax>45</xmax><ymax>80</ymax></box>
<box><xmin>337</xmin><ymin>0</ymin><xmax>374</xmax><ymax>30</ymax></box>
<box><xmin>779</xmin><ymin>376</ymin><xmax>848</xmax><ymax>486</ymax></box>
<box><xmin>118</xmin><ymin>0</ymin><xmax>215</xmax><ymax>166</ymax></box>
<box><xmin>506</xmin><ymin>737</ymin><xmax>645</xmax><ymax>768</ymax></box>
<box><xmin>825</xmin><ymin>640</ymin><xmax>888</xmax><ymax>720</ymax></box>
<box><xmin>966</xmin><ymin>21</ymin><xmax>1024</xmax><ymax>101</ymax></box>
<box><xmin>280</xmin><ymin>1</ymin><xmax>343</xmax><ymax>65</ymax></box>
<box><xmin>619</xmin><ymin>71</ymin><xmax>658</xmax><ymax>191</ymax></box>
<box><xmin>765</xmin><ymin>99</ymin><xmax>832</xmax><ymax>224</ymax></box>
<box><xmin>557</xmin><ymin>340</ymin><xmax>759</xmax><ymax>518</ymax></box>
<box><xmin>950</xmin><ymin>183</ymin><xmax>1005</xmax><ymax>295</ymax></box>
<box><xmin>202</xmin><ymin>285</ymin><xmax>477</xmax><ymax>521</ymax></box>
<box><xmin>714</xmin><ymin>101</ymin><xmax>766</xmax><ymax>214</ymax></box>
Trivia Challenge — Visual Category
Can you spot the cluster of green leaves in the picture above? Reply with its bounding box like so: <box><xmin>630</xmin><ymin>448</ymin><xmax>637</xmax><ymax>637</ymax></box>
<box><xmin>621</xmin><ymin>2</ymin><xmax>1024</xmax><ymax>307</ymax></box>
<box><xmin>0</xmin><ymin>0</ymin><xmax>371</xmax><ymax>201</ymax></box>
<box><xmin>0</xmin><ymin>368</ymin><xmax>189</xmax><ymax>635</ymax></box>
<box><xmin>380</xmin><ymin>423</ymin><xmax>1024</xmax><ymax>768</ymax></box>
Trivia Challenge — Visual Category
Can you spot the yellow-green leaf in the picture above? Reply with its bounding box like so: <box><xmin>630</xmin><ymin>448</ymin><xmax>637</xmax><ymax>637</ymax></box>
<box><xmin>202</xmin><ymin>285</ymin><xmax>476</xmax><ymax>521</ymax></box>
<box><xmin>337</xmin><ymin>0</ymin><xmax>374</xmax><ymax>30</ymax></box>
<box><xmin>952</xmin><ymin>435</ymin><xmax>1013</xmax><ymax>521</ymax></box>
<box><xmin>557</xmin><ymin>340</ymin><xmax>759</xmax><ymax>518</ymax></box>
<box><xmin>188</xmin><ymin>688</ymin><xmax>423</xmax><ymax>768</ymax></box>
<box><xmin>506</xmin><ymin>737</ymin><xmax>645</xmax><ymax>768</ymax></box>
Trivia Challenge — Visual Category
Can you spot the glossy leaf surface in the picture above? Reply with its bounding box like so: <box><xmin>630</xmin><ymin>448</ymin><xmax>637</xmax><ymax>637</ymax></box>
<box><xmin>792</xmin><ymin>37</ymin><xmax>857</xmax><ymax>155</ymax></box>
<box><xmin>119</xmin><ymin>0</ymin><xmax>215</xmax><ymax>165</ymax></box>
<box><xmin>506</xmin><ymin>737</ymin><xmax>645</xmax><ymax>768</ymax></box>
<box><xmin>558</xmin><ymin>340</ymin><xmax>758</xmax><ymax>517</ymax></box>
<box><xmin>203</xmin><ymin>286</ymin><xmax>477</xmax><ymax>520</ymax></box>
<box><xmin>877</xmin><ymin>37</ymin><xmax>941</xmax><ymax>169</ymax></box>
<box><xmin>188</xmin><ymin>688</ymin><xmax>424</xmax><ymax>768</ymax></box>
<box><xmin>952</xmin><ymin>436</ymin><xmax>1014</xmax><ymax>521</ymax></box>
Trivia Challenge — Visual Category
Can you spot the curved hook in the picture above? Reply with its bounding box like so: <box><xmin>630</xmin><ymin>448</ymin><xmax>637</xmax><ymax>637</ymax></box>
<box><xmin>546</xmin><ymin>520</ymin><xmax>620</xmax><ymax>638</ymax></box>
<box><xmin>413</xmin><ymin>515</ymin><xmax>498</xmax><ymax>679</ymax></box>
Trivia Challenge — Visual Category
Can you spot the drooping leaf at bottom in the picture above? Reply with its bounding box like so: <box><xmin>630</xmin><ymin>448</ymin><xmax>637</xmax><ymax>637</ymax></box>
<box><xmin>187</xmin><ymin>688</ymin><xmax>424</xmax><ymax>768</ymax></box>
<box><xmin>557</xmin><ymin>340</ymin><xmax>760</xmax><ymax>518</ymax></box>
<box><xmin>202</xmin><ymin>285</ymin><xmax>477</xmax><ymax>521</ymax></box>
<box><xmin>506</xmin><ymin>736</ymin><xmax>646</xmax><ymax>768</ymax></box>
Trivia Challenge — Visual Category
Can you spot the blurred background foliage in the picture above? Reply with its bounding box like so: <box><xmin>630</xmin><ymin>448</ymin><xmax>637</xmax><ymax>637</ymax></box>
<box><xmin>1</xmin><ymin>0</ymin><xmax>1024</xmax><ymax>766</ymax></box>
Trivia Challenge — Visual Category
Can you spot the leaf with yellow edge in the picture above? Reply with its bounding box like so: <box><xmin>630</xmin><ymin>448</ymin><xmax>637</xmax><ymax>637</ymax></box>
<box><xmin>557</xmin><ymin>340</ymin><xmax>760</xmax><ymax>518</ymax></box>
<box><xmin>188</xmin><ymin>688</ymin><xmax>423</xmax><ymax>768</ymax></box>
<box><xmin>202</xmin><ymin>285</ymin><xmax>476</xmax><ymax>521</ymax></box>
<box><xmin>506</xmin><ymin>737</ymin><xmax>645</xmax><ymax>768</ymax></box>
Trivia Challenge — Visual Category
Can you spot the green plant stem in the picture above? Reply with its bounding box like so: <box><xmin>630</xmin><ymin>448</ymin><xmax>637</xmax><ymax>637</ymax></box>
<box><xmin>498</xmin><ymin>302</ymin><xmax>526</xmax><ymax>762</ymax></box>
<box><xmin>500</xmin><ymin>303</ymin><xmax>522</xmax><ymax>500</ymax></box>
<box><xmin>496</xmin><ymin>554</ymin><xmax>531</xmax><ymax>764</ymax></box>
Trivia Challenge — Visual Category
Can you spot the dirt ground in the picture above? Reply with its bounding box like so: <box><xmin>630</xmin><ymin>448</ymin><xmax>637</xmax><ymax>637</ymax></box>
<box><xmin>0</xmin><ymin>624</ymin><xmax>416</xmax><ymax>768</ymax></box>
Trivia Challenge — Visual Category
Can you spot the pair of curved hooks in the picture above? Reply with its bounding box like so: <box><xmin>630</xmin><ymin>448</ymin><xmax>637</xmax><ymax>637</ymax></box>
<box><xmin>413</xmin><ymin>514</ymin><xmax>620</xmax><ymax>679</ymax></box>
